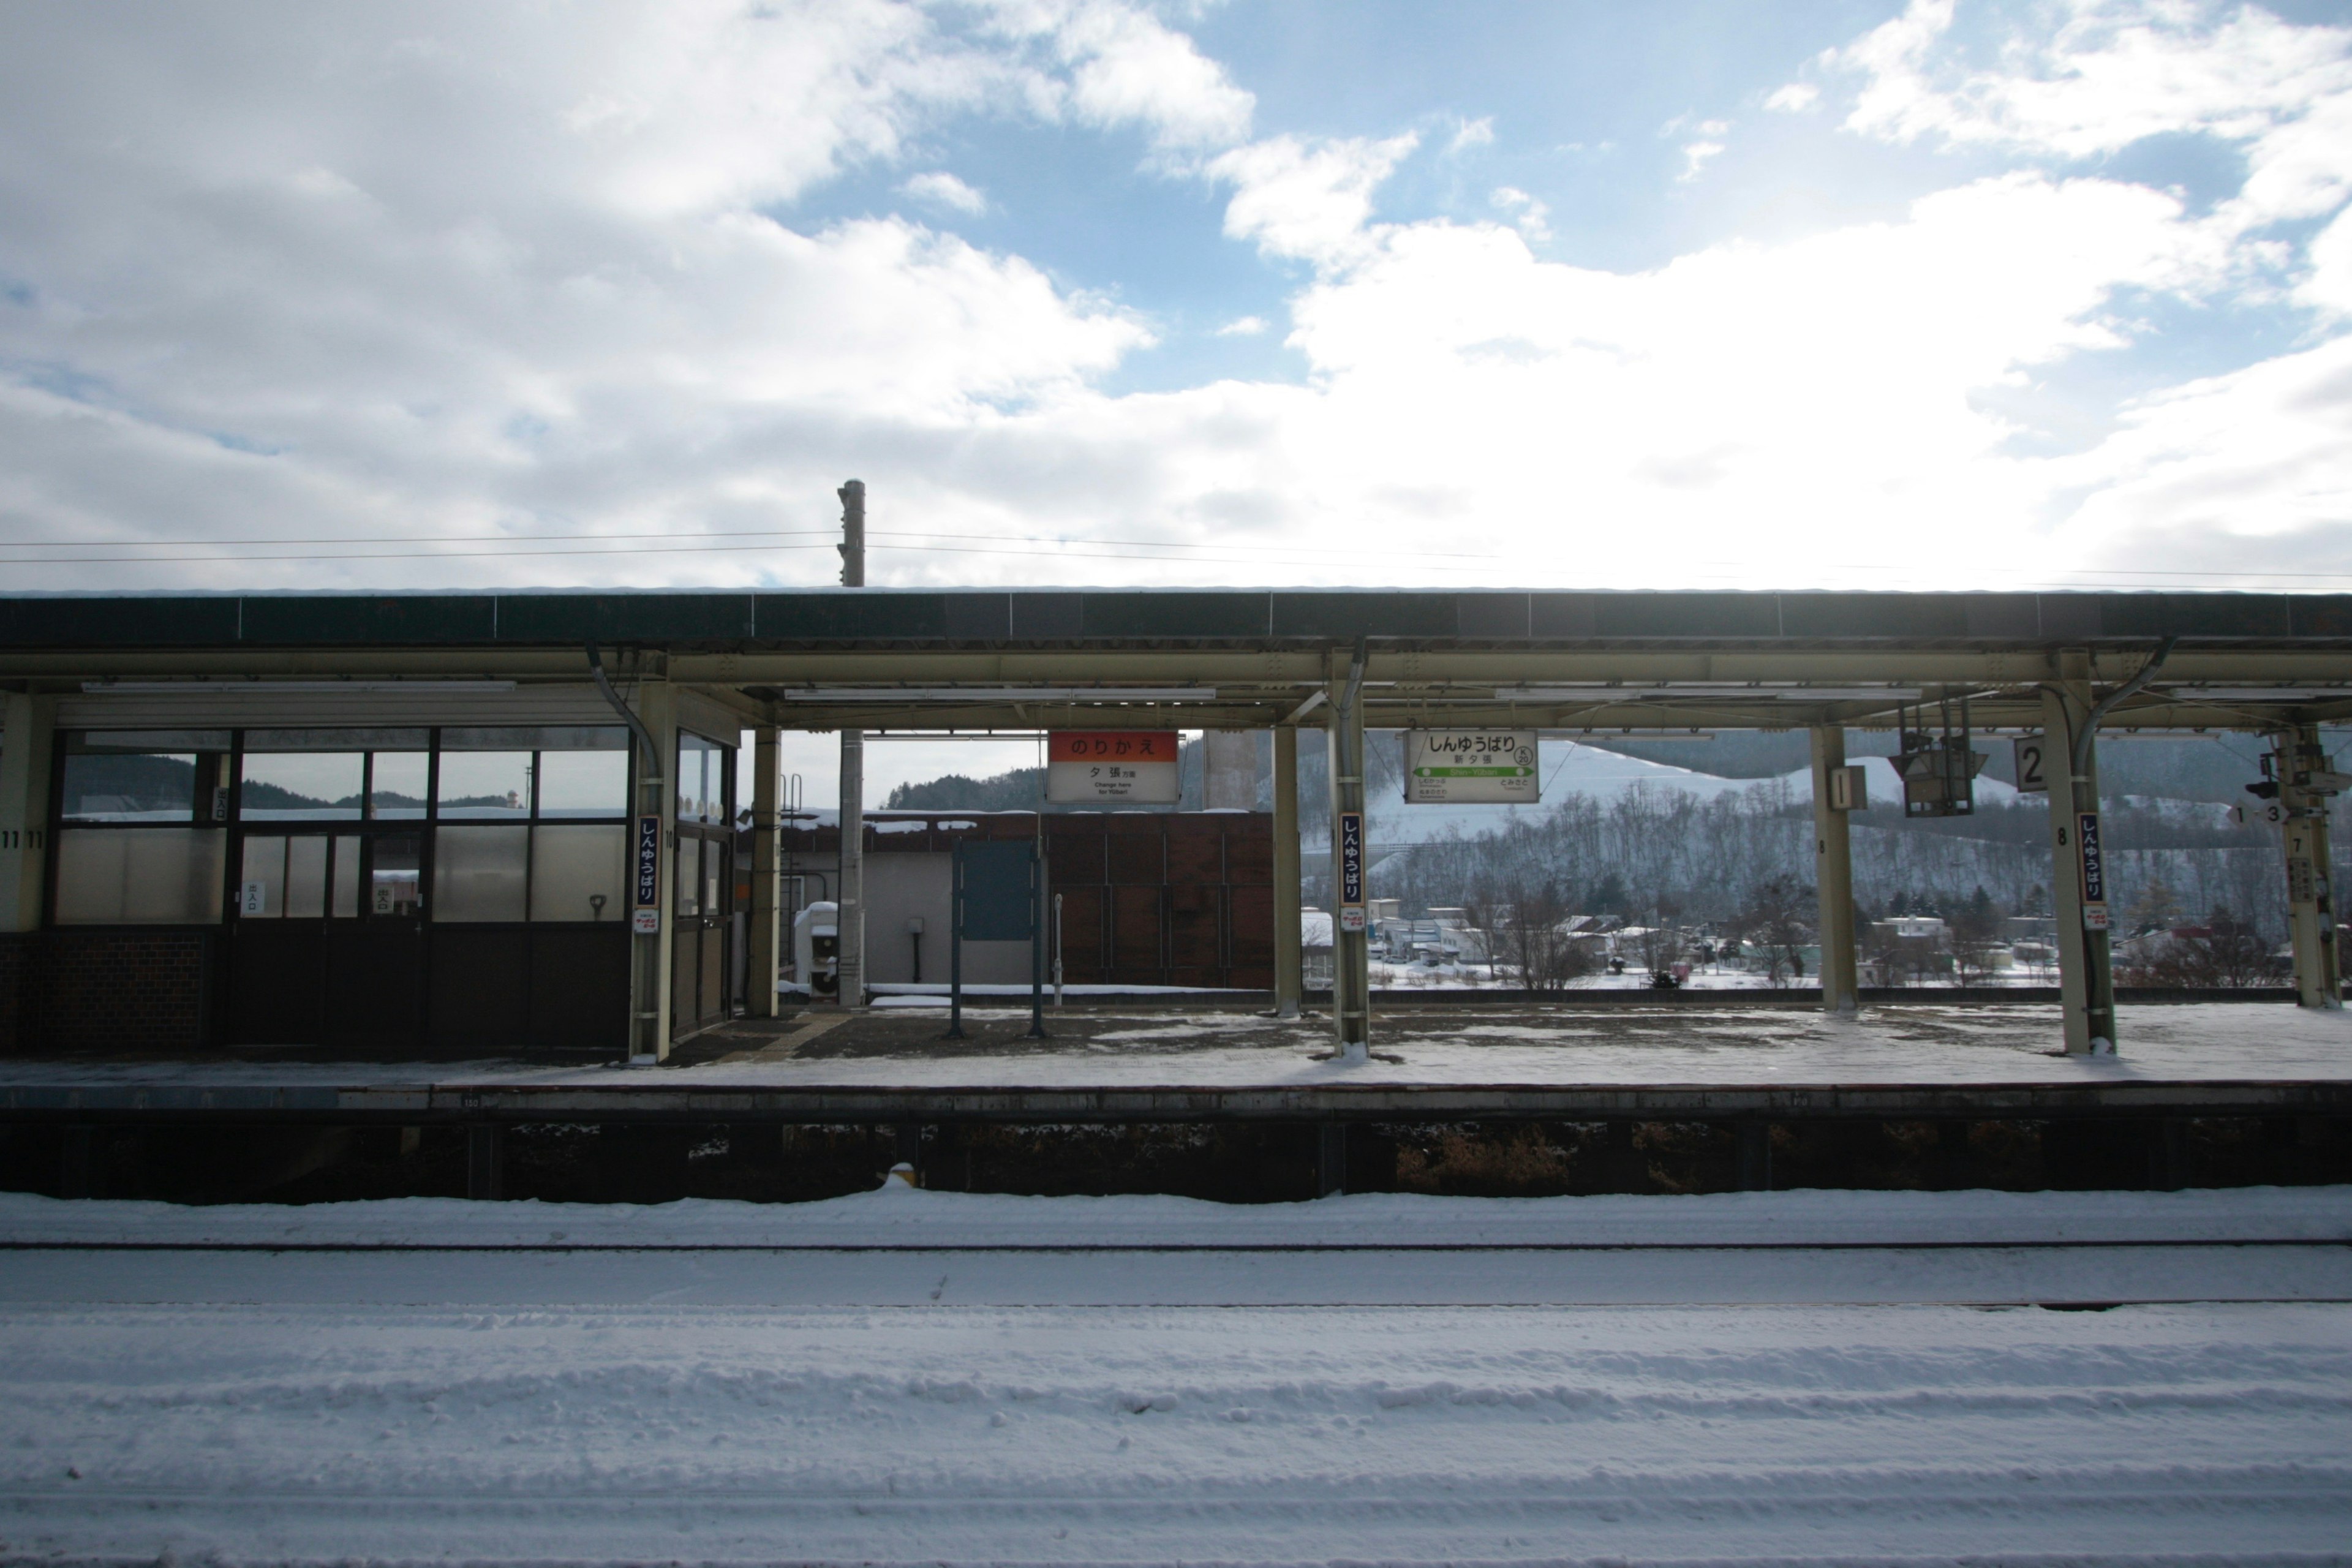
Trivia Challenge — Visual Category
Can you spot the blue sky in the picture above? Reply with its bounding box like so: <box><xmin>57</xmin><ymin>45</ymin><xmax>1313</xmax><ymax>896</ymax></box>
<box><xmin>4</xmin><ymin>0</ymin><xmax>2352</xmax><ymax>606</ymax></box>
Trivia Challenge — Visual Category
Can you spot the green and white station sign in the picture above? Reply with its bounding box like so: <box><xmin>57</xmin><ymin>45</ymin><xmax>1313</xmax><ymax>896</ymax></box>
<box><xmin>1403</xmin><ymin>729</ymin><xmax>1540</xmax><ymax>804</ymax></box>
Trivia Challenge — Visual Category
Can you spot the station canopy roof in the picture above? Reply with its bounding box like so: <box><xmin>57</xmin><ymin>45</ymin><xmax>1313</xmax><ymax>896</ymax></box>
<box><xmin>4</xmin><ymin>588</ymin><xmax>2349</xmax><ymax>732</ymax></box>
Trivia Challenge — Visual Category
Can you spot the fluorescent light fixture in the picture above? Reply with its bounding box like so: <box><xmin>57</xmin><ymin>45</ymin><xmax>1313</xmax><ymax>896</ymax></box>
<box><xmin>82</xmin><ymin>680</ymin><xmax>518</xmax><ymax>694</ymax></box>
<box><xmin>2185</xmin><ymin>689</ymin><xmax>2351</xmax><ymax>702</ymax></box>
<box><xmin>782</xmin><ymin>686</ymin><xmax>1212</xmax><ymax>701</ymax></box>
<box><xmin>1507</xmin><ymin>685</ymin><xmax>1922</xmax><ymax>703</ymax></box>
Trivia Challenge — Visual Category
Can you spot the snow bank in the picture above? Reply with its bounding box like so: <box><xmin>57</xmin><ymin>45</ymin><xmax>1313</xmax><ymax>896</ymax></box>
<box><xmin>6</xmin><ymin>1183</ymin><xmax>2348</xmax><ymax>1250</ymax></box>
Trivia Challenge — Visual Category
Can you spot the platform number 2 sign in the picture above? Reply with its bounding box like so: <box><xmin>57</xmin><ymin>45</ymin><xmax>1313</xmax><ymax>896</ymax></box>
<box><xmin>2012</xmin><ymin>734</ymin><xmax>2049</xmax><ymax>794</ymax></box>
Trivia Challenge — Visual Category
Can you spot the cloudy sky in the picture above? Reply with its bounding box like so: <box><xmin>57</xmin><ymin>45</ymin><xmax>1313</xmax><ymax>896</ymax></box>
<box><xmin>4</xmin><ymin>0</ymin><xmax>2352</xmax><ymax>600</ymax></box>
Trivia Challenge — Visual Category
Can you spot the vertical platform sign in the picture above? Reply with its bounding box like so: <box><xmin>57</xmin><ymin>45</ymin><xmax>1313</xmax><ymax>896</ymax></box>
<box><xmin>1046</xmin><ymin>731</ymin><xmax>1181</xmax><ymax>804</ymax></box>
<box><xmin>1337</xmin><ymin>809</ymin><xmax>1367</xmax><ymax>933</ymax></box>
<box><xmin>2077</xmin><ymin>811</ymin><xmax>2109</xmax><ymax>931</ymax></box>
<box><xmin>633</xmin><ymin>814</ymin><xmax>663</xmax><ymax>934</ymax></box>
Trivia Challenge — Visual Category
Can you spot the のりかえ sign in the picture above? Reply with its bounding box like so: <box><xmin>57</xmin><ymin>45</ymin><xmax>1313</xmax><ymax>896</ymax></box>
<box><xmin>1404</xmin><ymin>729</ymin><xmax>1540</xmax><ymax>804</ymax></box>
<box><xmin>1046</xmin><ymin>731</ymin><xmax>1180</xmax><ymax>804</ymax></box>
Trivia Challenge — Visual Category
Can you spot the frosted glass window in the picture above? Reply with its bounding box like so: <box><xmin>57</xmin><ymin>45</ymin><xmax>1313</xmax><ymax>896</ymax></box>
<box><xmin>239</xmin><ymin>835</ymin><xmax>287</xmax><ymax>918</ymax></box>
<box><xmin>437</xmin><ymin>752</ymin><xmax>532</xmax><ymax>818</ymax></box>
<box><xmin>537</xmin><ymin>750</ymin><xmax>628</xmax><ymax>818</ymax></box>
<box><xmin>241</xmin><ymin>753</ymin><xmax>363</xmax><ymax>820</ymax></box>
<box><xmin>369</xmin><ymin>752</ymin><xmax>429</xmax><ymax>820</ymax></box>
<box><xmin>55</xmin><ymin>829</ymin><xmax>225</xmax><ymax>924</ymax></box>
<box><xmin>676</xmin><ymin>838</ymin><xmax>701</xmax><ymax>916</ymax></box>
<box><xmin>530</xmin><ymin>824</ymin><xmax>627</xmax><ymax>922</ymax></box>
<box><xmin>331</xmin><ymin>835</ymin><xmax>360</xmax><ymax>918</ymax></box>
<box><xmin>286</xmin><ymin>837</ymin><xmax>329</xmax><ymax>918</ymax></box>
<box><xmin>61</xmin><ymin>751</ymin><xmax>197</xmax><ymax>821</ymax></box>
<box><xmin>432</xmin><ymin>825</ymin><xmax>528</xmax><ymax>921</ymax></box>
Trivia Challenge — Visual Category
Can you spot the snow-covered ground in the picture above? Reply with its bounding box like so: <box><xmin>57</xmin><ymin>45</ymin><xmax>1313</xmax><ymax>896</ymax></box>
<box><xmin>7</xmin><ymin>1003</ymin><xmax>2345</xmax><ymax>1094</ymax></box>
<box><xmin>4</xmin><ymin>1186</ymin><xmax>2351</xmax><ymax>1564</ymax></box>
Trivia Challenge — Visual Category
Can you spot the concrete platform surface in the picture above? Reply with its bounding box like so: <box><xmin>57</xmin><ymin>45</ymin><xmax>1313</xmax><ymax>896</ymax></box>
<box><xmin>1</xmin><ymin>1005</ymin><xmax>2348</xmax><ymax>1112</ymax></box>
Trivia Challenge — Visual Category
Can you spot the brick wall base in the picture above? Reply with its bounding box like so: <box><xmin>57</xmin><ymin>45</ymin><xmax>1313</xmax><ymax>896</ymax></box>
<box><xmin>2</xmin><ymin>928</ymin><xmax>214</xmax><ymax>1054</ymax></box>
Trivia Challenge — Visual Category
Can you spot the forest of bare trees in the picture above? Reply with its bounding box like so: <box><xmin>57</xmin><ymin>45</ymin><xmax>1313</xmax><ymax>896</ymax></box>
<box><xmin>1369</xmin><ymin>777</ymin><xmax>2313</xmax><ymax>944</ymax></box>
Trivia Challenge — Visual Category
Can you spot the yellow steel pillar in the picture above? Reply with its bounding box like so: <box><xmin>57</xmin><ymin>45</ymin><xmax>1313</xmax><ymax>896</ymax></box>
<box><xmin>2277</xmin><ymin>724</ymin><xmax>2343</xmax><ymax>1009</ymax></box>
<box><xmin>1809</xmin><ymin>725</ymin><xmax>1859</xmax><ymax>1013</ymax></box>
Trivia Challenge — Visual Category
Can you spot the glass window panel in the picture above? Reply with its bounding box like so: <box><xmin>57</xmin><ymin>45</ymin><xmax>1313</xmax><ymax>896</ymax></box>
<box><xmin>61</xmin><ymin>752</ymin><xmax>197</xmax><ymax>821</ymax></box>
<box><xmin>239</xmin><ymin>835</ymin><xmax>287</xmax><ymax>919</ymax></box>
<box><xmin>286</xmin><ymin>836</ymin><xmax>328</xmax><ymax>918</ymax></box>
<box><xmin>55</xmin><ymin>828</ymin><xmax>225</xmax><ymax>924</ymax></box>
<box><xmin>72</xmin><ymin>731</ymin><xmax>230</xmax><ymax>752</ymax></box>
<box><xmin>245</xmin><ymin>729</ymin><xmax>427</xmax><ymax>752</ymax></box>
<box><xmin>371</xmin><ymin>834</ymin><xmax>422</xmax><ymax>918</ymax></box>
<box><xmin>537</xmin><ymin>750</ymin><xmax>628</xmax><ymax>818</ymax></box>
<box><xmin>677</xmin><ymin>734</ymin><xmax>726</xmax><ymax>824</ymax></box>
<box><xmin>432</xmin><ymin>825</ymin><xmax>528</xmax><ymax>921</ymax></box>
<box><xmin>437</xmin><ymin>751</ymin><xmax>532</xmax><ymax>818</ymax></box>
<box><xmin>331</xmin><ymin>835</ymin><xmax>361</xmax><ymax>918</ymax></box>
<box><xmin>530</xmin><ymin>824</ymin><xmax>627</xmax><ymax>922</ymax></box>
<box><xmin>705</xmin><ymin>841</ymin><xmax>723</xmax><ymax>914</ymax></box>
<box><xmin>240</xmin><ymin>753</ymin><xmax>363</xmax><ymax>820</ymax></box>
<box><xmin>676</xmin><ymin>839</ymin><xmax>701</xmax><ymax>916</ymax></box>
<box><xmin>369</xmin><ymin>751</ymin><xmax>429</xmax><ymax>819</ymax></box>
<box><xmin>445</xmin><ymin>726</ymin><xmax>624</xmax><ymax>751</ymax></box>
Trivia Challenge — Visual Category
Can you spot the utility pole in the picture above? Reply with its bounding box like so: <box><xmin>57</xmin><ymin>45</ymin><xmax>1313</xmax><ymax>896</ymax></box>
<box><xmin>835</xmin><ymin>479</ymin><xmax>867</xmax><ymax>1011</ymax></box>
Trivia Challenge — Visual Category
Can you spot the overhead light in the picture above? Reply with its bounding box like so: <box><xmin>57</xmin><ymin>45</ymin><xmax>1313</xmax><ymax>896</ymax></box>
<box><xmin>1507</xmin><ymin>685</ymin><xmax>1922</xmax><ymax>703</ymax></box>
<box><xmin>82</xmin><ymin>680</ymin><xmax>518</xmax><ymax>694</ymax></box>
<box><xmin>2184</xmin><ymin>689</ymin><xmax>2351</xmax><ymax>702</ymax></box>
<box><xmin>781</xmin><ymin>686</ymin><xmax>1213</xmax><ymax>702</ymax></box>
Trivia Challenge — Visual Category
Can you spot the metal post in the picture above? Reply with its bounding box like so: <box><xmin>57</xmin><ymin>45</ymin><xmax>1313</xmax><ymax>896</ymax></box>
<box><xmin>1273</xmin><ymin>724</ymin><xmax>1303</xmax><ymax>1019</ymax></box>
<box><xmin>629</xmin><ymin>674</ymin><xmax>679</xmax><ymax>1061</ymax></box>
<box><xmin>1028</xmin><ymin>845</ymin><xmax>1048</xmax><ymax>1039</ymax></box>
<box><xmin>466</xmin><ymin>1125</ymin><xmax>504</xmax><ymax>1201</ymax></box>
<box><xmin>748</xmin><ymin>725</ymin><xmax>783</xmax><ymax>1017</ymax></box>
<box><xmin>946</xmin><ymin>843</ymin><xmax>965</xmax><ymax>1040</ymax></box>
<box><xmin>1053</xmin><ymin>892</ymin><xmax>1064</xmax><ymax>1006</ymax></box>
<box><xmin>835</xmin><ymin>479</ymin><xmax>867</xmax><ymax>1012</ymax></box>
<box><xmin>1327</xmin><ymin>644</ymin><xmax>1371</xmax><ymax>1060</ymax></box>
<box><xmin>1809</xmin><ymin>725</ymin><xmax>1858</xmax><ymax>1014</ymax></box>
<box><xmin>2042</xmin><ymin>652</ymin><xmax>2109</xmax><ymax>1054</ymax></box>
<box><xmin>2278</xmin><ymin>723</ymin><xmax>2342</xmax><ymax>1009</ymax></box>
<box><xmin>0</xmin><ymin>693</ymin><xmax>57</xmax><ymax>935</ymax></box>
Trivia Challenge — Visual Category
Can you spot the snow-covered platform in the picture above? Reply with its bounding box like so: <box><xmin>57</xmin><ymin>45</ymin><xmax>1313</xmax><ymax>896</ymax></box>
<box><xmin>4</xmin><ymin>1002</ymin><xmax>2351</xmax><ymax>1123</ymax></box>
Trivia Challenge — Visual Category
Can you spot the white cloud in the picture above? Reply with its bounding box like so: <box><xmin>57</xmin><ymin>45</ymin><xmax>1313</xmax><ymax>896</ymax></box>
<box><xmin>1448</xmin><ymin>117</ymin><xmax>1496</xmax><ymax>154</ymax></box>
<box><xmin>901</xmin><ymin>170</ymin><xmax>989</xmax><ymax>213</ymax></box>
<box><xmin>1215</xmin><ymin>315</ymin><xmax>1269</xmax><ymax>336</ymax></box>
<box><xmin>1209</xmin><ymin>133</ymin><xmax>1419</xmax><ymax>269</ymax></box>
<box><xmin>1662</xmin><ymin>115</ymin><xmax>1731</xmax><ymax>183</ymax></box>
<box><xmin>1765</xmin><ymin>82</ymin><xmax>1821</xmax><ymax>113</ymax></box>
<box><xmin>1831</xmin><ymin>0</ymin><xmax>2352</xmax><ymax>230</ymax></box>
<box><xmin>984</xmin><ymin>0</ymin><xmax>1254</xmax><ymax>152</ymax></box>
<box><xmin>1489</xmin><ymin>186</ymin><xmax>1551</xmax><ymax>244</ymax></box>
